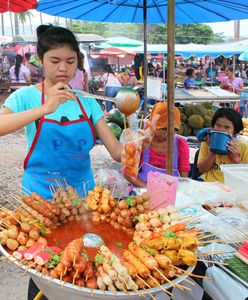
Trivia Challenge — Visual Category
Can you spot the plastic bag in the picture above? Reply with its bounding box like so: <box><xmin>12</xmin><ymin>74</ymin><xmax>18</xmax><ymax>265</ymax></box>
<box><xmin>120</xmin><ymin>129</ymin><xmax>143</xmax><ymax>179</ymax></box>
<box><xmin>220</xmin><ymin>164</ymin><xmax>248</xmax><ymax>202</ymax></box>
<box><xmin>94</xmin><ymin>168</ymin><xmax>129</xmax><ymax>198</ymax></box>
<box><xmin>176</xmin><ymin>178</ymin><xmax>237</xmax><ymax>206</ymax></box>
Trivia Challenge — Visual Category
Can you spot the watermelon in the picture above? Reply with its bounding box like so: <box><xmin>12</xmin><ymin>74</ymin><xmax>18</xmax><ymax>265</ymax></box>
<box><xmin>107</xmin><ymin>122</ymin><xmax>122</xmax><ymax>139</ymax></box>
<box><xmin>108</xmin><ymin>108</ymin><xmax>125</xmax><ymax>128</ymax></box>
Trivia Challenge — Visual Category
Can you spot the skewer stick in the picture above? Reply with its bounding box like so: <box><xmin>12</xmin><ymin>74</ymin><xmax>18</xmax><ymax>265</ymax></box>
<box><xmin>197</xmin><ymin>258</ymin><xmax>228</xmax><ymax>265</ymax></box>
<box><xmin>171</xmin><ymin>266</ymin><xmax>210</xmax><ymax>280</ymax></box>
<box><xmin>63</xmin><ymin>267</ymin><xmax>67</xmax><ymax>276</ymax></box>
<box><xmin>72</xmin><ymin>269</ymin><xmax>79</xmax><ymax>285</ymax></box>
<box><xmin>123</xmin><ymin>116</ymin><xmax>127</xmax><ymax>130</ymax></box>
<box><xmin>132</xmin><ymin>286</ymin><xmax>145</xmax><ymax>298</ymax></box>
<box><xmin>64</xmin><ymin>178</ymin><xmax>69</xmax><ymax>186</ymax></box>
<box><xmin>0</xmin><ymin>220</ymin><xmax>10</xmax><ymax>228</ymax></box>
<box><xmin>174</xmin><ymin>274</ymin><xmax>195</xmax><ymax>286</ymax></box>
<box><xmin>19</xmin><ymin>184</ymin><xmax>33</xmax><ymax>195</ymax></box>
<box><xmin>139</xmin><ymin>114</ymin><xmax>144</xmax><ymax>129</ymax></box>
<box><xmin>0</xmin><ymin>206</ymin><xmax>22</xmax><ymax>225</ymax></box>
<box><xmin>23</xmin><ymin>261</ymin><xmax>36</xmax><ymax>275</ymax></box>
<box><xmin>73</xmin><ymin>257</ymin><xmax>76</xmax><ymax>267</ymax></box>
<box><xmin>46</xmin><ymin>276</ymin><xmax>54</xmax><ymax>285</ymax></box>
<box><xmin>136</xmin><ymin>276</ymin><xmax>157</xmax><ymax>300</ymax></box>
<box><xmin>154</xmin><ymin>267</ymin><xmax>190</xmax><ymax>291</ymax></box>
<box><xmin>198</xmin><ymin>233</ymin><xmax>218</xmax><ymax>240</ymax></box>
<box><xmin>148</xmin><ymin>274</ymin><xmax>173</xmax><ymax>296</ymax></box>
<box><xmin>50</xmin><ymin>184</ymin><xmax>56</xmax><ymax>193</ymax></box>
<box><xmin>198</xmin><ymin>250</ymin><xmax>226</xmax><ymax>256</ymax></box>
<box><xmin>49</xmin><ymin>186</ymin><xmax>54</xmax><ymax>198</ymax></box>
<box><xmin>1</xmin><ymin>196</ymin><xmax>19</xmax><ymax>210</ymax></box>
<box><xmin>55</xmin><ymin>179</ymin><xmax>62</xmax><ymax>188</ymax></box>
<box><xmin>9</xmin><ymin>193</ymin><xmax>22</xmax><ymax>204</ymax></box>
<box><xmin>232</xmin><ymin>227</ymin><xmax>248</xmax><ymax>239</ymax></box>
<box><xmin>199</xmin><ymin>239</ymin><xmax>225</xmax><ymax>244</ymax></box>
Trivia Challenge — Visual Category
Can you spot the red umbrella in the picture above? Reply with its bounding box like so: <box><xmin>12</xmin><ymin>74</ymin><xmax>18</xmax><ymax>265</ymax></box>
<box><xmin>0</xmin><ymin>0</ymin><xmax>37</xmax><ymax>13</ymax></box>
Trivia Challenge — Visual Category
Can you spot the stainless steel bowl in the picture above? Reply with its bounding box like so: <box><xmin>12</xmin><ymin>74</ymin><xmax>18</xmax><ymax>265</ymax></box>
<box><xmin>0</xmin><ymin>245</ymin><xmax>194</xmax><ymax>300</ymax></box>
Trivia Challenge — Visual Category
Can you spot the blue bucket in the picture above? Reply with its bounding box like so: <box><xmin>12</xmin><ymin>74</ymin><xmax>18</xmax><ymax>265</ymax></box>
<box><xmin>209</xmin><ymin>131</ymin><xmax>231</xmax><ymax>155</ymax></box>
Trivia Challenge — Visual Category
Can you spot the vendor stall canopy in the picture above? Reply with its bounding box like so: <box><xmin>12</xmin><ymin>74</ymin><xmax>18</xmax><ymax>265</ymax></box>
<box><xmin>0</xmin><ymin>0</ymin><xmax>37</xmax><ymax>13</ymax></box>
<box><xmin>37</xmin><ymin>0</ymin><xmax>248</xmax><ymax>24</ymax></box>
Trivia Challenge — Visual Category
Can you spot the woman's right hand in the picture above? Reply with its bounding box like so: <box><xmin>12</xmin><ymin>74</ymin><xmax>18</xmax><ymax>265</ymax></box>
<box><xmin>43</xmin><ymin>82</ymin><xmax>77</xmax><ymax>114</ymax></box>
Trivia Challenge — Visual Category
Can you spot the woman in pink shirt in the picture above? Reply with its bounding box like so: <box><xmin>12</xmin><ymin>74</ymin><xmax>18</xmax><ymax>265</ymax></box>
<box><xmin>9</xmin><ymin>54</ymin><xmax>31</xmax><ymax>90</ymax></box>
<box><xmin>125</xmin><ymin>102</ymin><xmax>190</xmax><ymax>188</ymax></box>
<box><xmin>220</xmin><ymin>66</ymin><xmax>244</xmax><ymax>94</ymax></box>
<box><xmin>69</xmin><ymin>52</ymin><xmax>89</xmax><ymax>91</ymax></box>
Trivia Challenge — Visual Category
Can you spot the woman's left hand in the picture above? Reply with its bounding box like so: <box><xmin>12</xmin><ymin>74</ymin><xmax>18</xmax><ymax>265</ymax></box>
<box><xmin>139</xmin><ymin>114</ymin><xmax>159</xmax><ymax>149</ymax></box>
<box><xmin>227</xmin><ymin>138</ymin><xmax>241</xmax><ymax>163</ymax></box>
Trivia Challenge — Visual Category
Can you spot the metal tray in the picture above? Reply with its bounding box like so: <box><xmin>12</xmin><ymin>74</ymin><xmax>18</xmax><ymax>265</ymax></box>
<box><xmin>0</xmin><ymin>244</ymin><xmax>195</xmax><ymax>300</ymax></box>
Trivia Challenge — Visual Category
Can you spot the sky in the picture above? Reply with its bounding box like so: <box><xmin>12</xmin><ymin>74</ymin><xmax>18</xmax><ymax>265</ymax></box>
<box><xmin>2</xmin><ymin>10</ymin><xmax>248</xmax><ymax>39</ymax></box>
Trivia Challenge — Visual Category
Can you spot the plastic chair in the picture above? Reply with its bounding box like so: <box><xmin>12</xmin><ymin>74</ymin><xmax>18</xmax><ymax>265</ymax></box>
<box><xmin>239</xmin><ymin>91</ymin><xmax>248</xmax><ymax>118</ymax></box>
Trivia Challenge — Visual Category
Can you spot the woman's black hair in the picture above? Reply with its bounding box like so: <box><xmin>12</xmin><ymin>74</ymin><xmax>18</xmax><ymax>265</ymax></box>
<box><xmin>36</xmin><ymin>24</ymin><xmax>80</xmax><ymax>63</ymax></box>
<box><xmin>14</xmin><ymin>54</ymin><xmax>23</xmax><ymax>82</ymax></box>
<box><xmin>226</xmin><ymin>66</ymin><xmax>234</xmax><ymax>73</ymax></box>
<box><xmin>78</xmin><ymin>52</ymin><xmax>85</xmax><ymax>72</ymax></box>
<box><xmin>104</xmin><ymin>64</ymin><xmax>114</xmax><ymax>74</ymax></box>
<box><xmin>211</xmin><ymin>107</ymin><xmax>243</xmax><ymax>134</ymax></box>
<box><xmin>185</xmin><ymin>68</ymin><xmax>194</xmax><ymax>77</ymax></box>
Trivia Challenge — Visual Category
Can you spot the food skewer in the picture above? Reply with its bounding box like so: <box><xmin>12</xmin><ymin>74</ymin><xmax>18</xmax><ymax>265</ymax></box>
<box><xmin>155</xmin><ymin>267</ymin><xmax>191</xmax><ymax>291</ymax></box>
<box><xmin>171</xmin><ymin>266</ymin><xmax>210</xmax><ymax>280</ymax></box>
<box><xmin>174</xmin><ymin>274</ymin><xmax>195</xmax><ymax>286</ymax></box>
<box><xmin>136</xmin><ymin>275</ymin><xmax>158</xmax><ymax>300</ymax></box>
<box><xmin>148</xmin><ymin>274</ymin><xmax>173</xmax><ymax>296</ymax></box>
<box><xmin>197</xmin><ymin>258</ymin><xmax>228</xmax><ymax>265</ymax></box>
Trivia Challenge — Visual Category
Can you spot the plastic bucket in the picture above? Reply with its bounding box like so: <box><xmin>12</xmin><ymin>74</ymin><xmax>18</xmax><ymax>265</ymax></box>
<box><xmin>209</xmin><ymin>131</ymin><xmax>231</xmax><ymax>155</ymax></box>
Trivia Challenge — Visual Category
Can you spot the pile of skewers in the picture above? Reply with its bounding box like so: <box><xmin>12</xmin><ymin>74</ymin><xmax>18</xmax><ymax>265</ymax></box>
<box><xmin>0</xmin><ymin>206</ymin><xmax>48</xmax><ymax>251</ymax></box>
<box><xmin>51</xmin><ymin>184</ymin><xmax>87</xmax><ymax>224</ymax></box>
<box><xmin>0</xmin><ymin>184</ymin><xmax>234</xmax><ymax>299</ymax></box>
<box><xmin>85</xmin><ymin>187</ymin><xmax>151</xmax><ymax>234</ymax></box>
<box><xmin>85</xmin><ymin>185</ymin><xmax>117</xmax><ymax>222</ymax></box>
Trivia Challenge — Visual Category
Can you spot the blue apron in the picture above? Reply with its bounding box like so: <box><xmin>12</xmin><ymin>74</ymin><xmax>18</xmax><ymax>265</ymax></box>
<box><xmin>138</xmin><ymin>135</ymin><xmax>180</xmax><ymax>183</ymax></box>
<box><xmin>22</xmin><ymin>82</ymin><xmax>96</xmax><ymax>199</ymax></box>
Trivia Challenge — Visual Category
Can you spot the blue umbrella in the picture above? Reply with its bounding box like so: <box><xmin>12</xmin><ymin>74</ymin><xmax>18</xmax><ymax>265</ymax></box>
<box><xmin>239</xmin><ymin>52</ymin><xmax>248</xmax><ymax>61</ymax></box>
<box><xmin>37</xmin><ymin>0</ymin><xmax>248</xmax><ymax>24</ymax></box>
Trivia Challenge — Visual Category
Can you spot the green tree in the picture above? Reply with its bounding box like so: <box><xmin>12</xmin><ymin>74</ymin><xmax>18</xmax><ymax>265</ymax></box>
<box><xmin>147</xmin><ymin>24</ymin><xmax>224</xmax><ymax>44</ymax></box>
<box><xmin>18</xmin><ymin>11</ymin><xmax>34</xmax><ymax>35</ymax></box>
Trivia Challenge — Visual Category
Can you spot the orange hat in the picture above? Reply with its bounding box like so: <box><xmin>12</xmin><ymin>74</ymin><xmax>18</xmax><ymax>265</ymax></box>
<box><xmin>149</xmin><ymin>102</ymin><xmax>181</xmax><ymax>130</ymax></box>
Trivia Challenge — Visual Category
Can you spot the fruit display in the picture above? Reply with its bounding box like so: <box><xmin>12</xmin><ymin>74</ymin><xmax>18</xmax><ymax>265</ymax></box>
<box><xmin>178</xmin><ymin>102</ymin><xmax>216</xmax><ymax>136</ymax></box>
<box><xmin>105</xmin><ymin>108</ymin><xmax>126</xmax><ymax>140</ymax></box>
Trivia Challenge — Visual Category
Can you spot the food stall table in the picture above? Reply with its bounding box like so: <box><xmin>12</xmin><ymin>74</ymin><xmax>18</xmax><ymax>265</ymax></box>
<box><xmin>172</xmin><ymin>88</ymin><xmax>240</xmax><ymax>107</ymax></box>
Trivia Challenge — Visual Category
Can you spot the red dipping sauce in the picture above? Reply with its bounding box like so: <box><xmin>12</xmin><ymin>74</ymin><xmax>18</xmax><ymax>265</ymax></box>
<box><xmin>45</xmin><ymin>214</ymin><xmax>133</xmax><ymax>260</ymax></box>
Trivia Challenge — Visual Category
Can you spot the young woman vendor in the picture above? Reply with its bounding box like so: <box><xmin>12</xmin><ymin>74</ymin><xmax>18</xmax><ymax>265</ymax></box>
<box><xmin>0</xmin><ymin>24</ymin><xmax>157</xmax><ymax>200</ymax></box>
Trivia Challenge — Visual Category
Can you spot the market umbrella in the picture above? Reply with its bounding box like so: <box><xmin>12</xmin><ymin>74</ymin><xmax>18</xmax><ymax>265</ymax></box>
<box><xmin>0</xmin><ymin>35</ymin><xmax>12</xmax><ymax>43</ymax></box>
<box><xmin>37</xmin><ymin>0</ymin><xmax>248</xmax><ymax>174</ymax></box>
<box><xmin>0</xmin><ymin>0</ymin><xmax>37</xmax><ymax>12</ymax></box>
<box><xmin>239</xmin><ymin>52</ymin><xmax>248</xmax><ymax>61</ymax></box>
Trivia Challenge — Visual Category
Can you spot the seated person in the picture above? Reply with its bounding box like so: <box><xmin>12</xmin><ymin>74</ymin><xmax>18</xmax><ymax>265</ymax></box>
<box><xmin>125</xmin><ymin>102</ymin><xmax>190</xmax><ymax>188</ymax></box>
<box><xmin>205</xmin><ymin>62</ymin><xmax>218</xmax><ymax>83</ymax></box>
<box><xmin>197</xmin><ymin>108</ymin><xmax>248</xmax><ymax>183</ymax></box>
<box><xmin>184</xmin><ymin>68</ymin><xmax>197</xmax><ymax>89</ymax></box>
<box><xmin>220</xmin><ymin>66</ymin><xmax>244</xmax><ymax>94</ymax></box>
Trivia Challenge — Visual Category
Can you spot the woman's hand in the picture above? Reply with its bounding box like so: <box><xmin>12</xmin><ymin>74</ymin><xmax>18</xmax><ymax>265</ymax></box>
<box><xmin>227</xmin><ymin>138</ymin><xmax>241</xmax><ymax>163</ymax></box>
<box><xmin>43</xmin><ymin>82</ymin><xmax>77</xmax><ymax>114</ymax></box>
<box><xmin>139</xmin><ymin>114</ymin><xmax>159</xmax><ymax>149</ymax></box>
